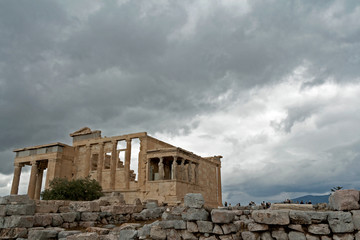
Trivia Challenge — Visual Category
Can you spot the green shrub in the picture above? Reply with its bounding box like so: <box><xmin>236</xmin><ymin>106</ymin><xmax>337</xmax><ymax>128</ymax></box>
<box><xmin>41</xmin><ymin>177</ymin><xmax>103</xmax><ymax>201</ymax></box>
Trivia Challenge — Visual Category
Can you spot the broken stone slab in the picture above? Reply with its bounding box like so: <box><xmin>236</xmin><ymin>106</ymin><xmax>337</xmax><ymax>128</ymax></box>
<box><xmin>211</xmin><ymin>209</ymin><xmax>235</xmax><ymax>223</ymax></box>
<box><xmin>182</xmin><ymin>208</ymin><xmax>209</xmax><ymax>221</ymax></box>
<box><xmin>328</xmin><ymin>211</ymin><xmax>355</xmax><ymax>233</ymax></box>
<box><xmin>329</xmin><ymin>189</ymin><xmax>360</xmax><ymax>211</ymax></box>
<box><xmin>213</xmin><ymin>224</ymin><xmax>223</xmax><ymax>234</ymax></box>
<box><xmin>162</xmin><ymin>211</ymin><xmax>182</xmax><ymax>220</ymax></box>
<box><xmin>251</xmin><ymin>210</ymin><xmax>290</xmax><ymax>225</ymax></box>
<box><xmin>133</xmin><ymin>207</ymin><xmax>165</xmax><ymax>220</ymax></box>
<box><xmin>137</xmin><ymin>220</ymin><xmax>159</xmax><ymax>239</ymax></box>
<box><xmin>181</xmin><ymin>230</ymin><xmax>198</xmax><ymax>240</ymax></box>
<box><xmin>305</xmin><ymin>233</ymin><xmax>319</xmax><ymax>240</ymax></box>
<box><xmin>288</xmin><ymin>224</ymin><xmax>304</xmax><ymax>232</ymax></box>
<box><xmin>184</xmin><ymin>193</ymin><xmax>205</xmax><ymax>209</ymax></box>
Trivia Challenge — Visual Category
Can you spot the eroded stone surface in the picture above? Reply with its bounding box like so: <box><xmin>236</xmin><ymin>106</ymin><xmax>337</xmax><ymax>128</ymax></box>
<box><xmin>329</xmin><ymin>190</ymin><xmax>360</xmax><ymax>211</ymax></box>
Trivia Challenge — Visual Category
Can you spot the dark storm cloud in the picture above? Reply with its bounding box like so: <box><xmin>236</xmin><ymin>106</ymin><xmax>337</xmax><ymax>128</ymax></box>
<box><xmin>0</xmin><ymin>0</ymin><xmax>360</xmax><ymax>203</ymax></box>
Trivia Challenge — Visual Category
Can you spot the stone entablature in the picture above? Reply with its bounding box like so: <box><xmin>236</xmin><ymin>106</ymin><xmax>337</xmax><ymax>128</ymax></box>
<box><xmin>10</xmin><ymin>127</ymin><xmax>222</xmax><ymax>207</ymax></box>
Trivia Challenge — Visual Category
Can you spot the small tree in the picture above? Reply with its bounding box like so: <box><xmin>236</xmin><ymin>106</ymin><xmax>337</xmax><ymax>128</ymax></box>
<box><xmin>331</xmin><ymin>186</ymin><xmax>343</xmax><ymax>192</ymax></box>
<box><xmin>41</xmin><ymin>177</ymin><xmax>103</xmax><ymax>201</ymax></box>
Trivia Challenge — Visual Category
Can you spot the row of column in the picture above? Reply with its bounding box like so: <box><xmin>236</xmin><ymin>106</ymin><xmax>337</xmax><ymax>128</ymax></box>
<box><xmin>11</xmin><ymin>160</ymin><xmax>51</xmax><ymax>200</ymax></box>
<box><xmin>83</xmin><ymin>139</ymin><xmax>132</xmax><ymax>190</ymax></box>
<box><xmin>157</xmin><ymin>157</ymin><xmax>198</xmax><ymax>184</ymax></box>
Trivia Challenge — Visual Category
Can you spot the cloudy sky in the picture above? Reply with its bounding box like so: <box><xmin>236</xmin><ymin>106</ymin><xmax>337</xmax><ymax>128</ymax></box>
<box><xmin>1</xmin><ymin>0</ymin><xmax>360</xmax><ymax>204</ymax></box>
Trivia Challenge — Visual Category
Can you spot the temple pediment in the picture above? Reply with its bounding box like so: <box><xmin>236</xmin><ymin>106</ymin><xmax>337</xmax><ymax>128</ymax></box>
<box><xmin>70</xmin><ymin>127</ymin><xmax>94</xmax><ymax>137</ymax></box>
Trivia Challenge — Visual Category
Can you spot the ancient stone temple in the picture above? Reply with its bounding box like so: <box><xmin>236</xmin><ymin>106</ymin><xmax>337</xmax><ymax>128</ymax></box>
<box><xmin>11</xmin><ymin>127</ymin><xmax>222</xmax><ymax>207</ymax></box>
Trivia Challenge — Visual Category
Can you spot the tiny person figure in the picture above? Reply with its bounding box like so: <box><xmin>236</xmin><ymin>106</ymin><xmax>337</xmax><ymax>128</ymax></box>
<box><xmin>224</xmin><ymin>201</ymin><xmax>228</xmax><ymax>207</ymax></box>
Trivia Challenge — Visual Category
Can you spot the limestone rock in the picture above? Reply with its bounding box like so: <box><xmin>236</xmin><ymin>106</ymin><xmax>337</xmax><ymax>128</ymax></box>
<box><xmin>58</xmin><ymin>230</ymin><xmax>82</xmax><ymax>238</ymax></box>
<box><xmin>0</xmin><ymin>228</ymin><xmax>27</xmax><ymax>239</ymax></box>
<box><xmin>67</xmin><ymin>232</ymin><xmax>99</xmax><ymax>240</ymax></box>
<box><xmin>308</xmin><ymin>224</ymin><xmax>330</xmax><ymax>235</ymax></box>
<box><xmin>137</xmin><ymin>221</ymin><xmax>159</xmax><ymax>239</ymax></box>
<box><xmin>184</xmin><ymin>193</ymin><xmax>205</xmax><ymax>208</ymax></box>
<box><xmin>288</xmin><ymin>224</ymin><xmax>304</xmax><ymax>232</ymax></box>
<box><xmin>305</xmin><ymin>234</ymin><xmax>320</xmax><ymax>240</ymax></box>
<box><xmin>197</xmin><ymin>220</ymin><xmax>213</xmax><ymax>233</ymax></box>
<box><xmin>221</xmin><ymin>223</ymin><xmax>237</xmax><ymax>234</ymax></box>
<box><xmin>289</xmin><ymin>211</ymin><xmax>311</xmax><ymax>224</ymax></box>
<box><xmin>288</xmin><ymin>231</ymin><xmax>306</xmax><ymax>240</ymax></box>
<box><xmin>150</xmin><ymin>225</ymin><xmax>167</xmax><ymax>240</ymax></box>
<box><xmin>182</xmin><ymin>208</ymin><xmax>209</xmax><ymax>221</ymax></box>
<box><xmin>60</xmin><ymin>212</ymin><xmax>77</xmax><ymax>223</ymax></box>
<box><xmin>81</xmin><ymin>212</ymin><xmax>99</xmax><ymax>221</ymax></box>
<box><xmin>248</xmin><ymin>222</ymin><xmax>269</xmax><ymax>231</ymax></box>
<box><xmin>352</xmin><ymin>210</ymin><xmax>360</xmax><ymax>230</ymax></box>
<box><xmin>328</xmin><ymin>212</ymin><xmax>355</xmax><ymax>233</ymax></box>
<box><xmin>69</xmin><ymin>201</ymin><xmax>100</xmax><ymax>212</ymax></box>
<box><xmin>34</xmin><ymin>214</ymin><xmax>52</xmax><ymax>227</ymax></box>
<box><xmin>211</xmin><ymin>209</ymin><xmax>235</xmax><ymax>223</ymax></box>
<box><xmin>213</xmin><ymin>224</ymin><xmax>223</xmax><ymax>234</ymax></box>
<box><xmin>333</xmin><ymin>233</ymin><xmax>355</xmax><ymax>240</ymax></box>
<box><xmin>261</xmin><ymin>232</ymin><xmax>274</xmax><ymax>240</ymax></box>
<box><xmin>159</xmin><ymin>220</ymin><xmax>186</xmax><ymax>230</ymax></box>
<box><xmin>187</xmin><ymin>221</ymin><xmax>199</xmax><ymax>232</ymax></box>
<box><xmin>28</xmin><ymin>228</ymin><xmax>58</xmax><ymax>240</ymax></box>
<box><xmin>272</xmin><ymin>229</ymin><xmax>288</xmax><ymax>240</ymax></box>
<box><xmin>251</xmin><ymin>210</ymin><xmax>290</xmax><ymax>225</ymax></box>
<box><xmin>241</xmin><ymin>231</ymin><xmax>260</xmax><ymax>240</ymax></box>
<box><xmin>4</xmin><ymin>215</ymin><xmax>34</xmax><ymax>228</ymax></box>
<box><xmin>6</xmin><ymin>203</ymin><xmax>35</xmax><ymax>215</ymax></box>
<box><xmin>329</xmin><ymin>190</ymin><xmax>360</xmax><ymax>211</ymax></box>
<box><xmin>167</xmin><ymin>229</ymin><xmax>181</xmax><ymax>240</ymax></box>
<box><xmin>181</xmin><ymin>230</ymin><xmax>198</xmax><ymax>240</ymax></box>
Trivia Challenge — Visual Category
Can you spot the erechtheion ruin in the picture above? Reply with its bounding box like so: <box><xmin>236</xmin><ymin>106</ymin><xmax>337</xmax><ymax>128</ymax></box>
<box><xmin>11</xmin><ymin>127</ymin><xmax>222</xmax><ymax>206</ymax></box>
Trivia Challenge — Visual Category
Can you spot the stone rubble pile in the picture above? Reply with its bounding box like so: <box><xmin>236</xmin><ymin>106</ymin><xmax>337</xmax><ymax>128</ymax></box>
<box><xmin>1</xmin><ymin>190</ymin><xmax>360</xmax><ymax>239</ymax></box>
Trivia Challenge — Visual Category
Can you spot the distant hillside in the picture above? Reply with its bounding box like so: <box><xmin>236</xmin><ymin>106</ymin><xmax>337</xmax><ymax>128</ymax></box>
<box><xmin>291</xmin><ymin>194</ymin><xmax>330</xmax><ymax>204</ymax></box>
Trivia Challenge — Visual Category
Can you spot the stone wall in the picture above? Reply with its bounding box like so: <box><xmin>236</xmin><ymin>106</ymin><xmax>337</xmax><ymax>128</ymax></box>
<box><xmin>1</xmin><ymin>190</ymin><xmax>360</xmax><ymax>239</ymax></box>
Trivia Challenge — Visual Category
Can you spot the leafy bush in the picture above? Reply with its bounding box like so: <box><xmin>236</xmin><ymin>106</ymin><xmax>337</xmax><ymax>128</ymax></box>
<box><xmin>41</xmin><ymin>177</ymin><xmax>103</xmax><ymax>201</ymax></box>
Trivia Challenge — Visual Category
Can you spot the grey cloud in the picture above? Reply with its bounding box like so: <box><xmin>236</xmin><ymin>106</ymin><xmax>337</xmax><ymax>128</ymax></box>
<box><xmin>0</xmin><ymin>0</ymin><xmax>360</xmax><ymax>207</ymax></box>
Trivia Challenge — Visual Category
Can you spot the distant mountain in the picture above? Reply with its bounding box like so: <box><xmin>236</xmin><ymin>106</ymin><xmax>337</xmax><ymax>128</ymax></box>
<box><xmin>291</xmin><ymin>194</ymin><xmax>330</xmax><ymax>204</ymax></box>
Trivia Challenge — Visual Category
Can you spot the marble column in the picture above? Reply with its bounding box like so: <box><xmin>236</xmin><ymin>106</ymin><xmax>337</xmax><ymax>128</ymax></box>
<box><xmin>194</xmin><ymin>163</ymin><xmax>199</xmax><ymax>184</ymax></box>
<box><xmin>183</xmin><ymin>161</ymin><xmax>188</xmax><ymax>182</ymax></box>
<box><xmin>171</xmin><ymin>157</ymin><xmax>177</xmax><ymax>180</ymax></box>
<box><xmin>124</xmin><ymin>139</ymin><xmax>131</xmax><ymax>189</ymax></box>
<box><xmin>158</xmin><ymin>157</ymin><xmax>164</xmax><ymax>180</ymax></box>
<box><xmin>34</xmin><ymin>168</ymin><xmax>44</xmax><ymax>200</ymax></box>
<box><xmin>27</xmin><ymin>161</ymin><xmax>38</xmax><ymax>199</ymax></box>
<box><xmin>188</xmin><ymin>162</ymin><xmax>192</xmax><ymax>183</ymax></box>
<box><xmin>97</xmin><ymin>142</ymin><xmax>104</xmax><ymax>185</ymax></box>
<box><xmin>10</xmin><ymin>163</ymin><xmax>23</xmax><ymax>195</ymax></box>
<box><xmin>84</xmin><ymin>144</ymin><xmax>92</xmax><ymax>177</ymax></box>
<box><xmin>110</xmin><ymin>140</ymin><xmax>117</xmax><ymax>190</ymax></box>
<box><xmin>180</xmin><ymin>159</ymin><xmax>185</xmax><ymax>181</ymax></box>
<box><xmin>217</xmin><ymin>165</ymin><xmax>223</xmax><ymax>206</ymax></box>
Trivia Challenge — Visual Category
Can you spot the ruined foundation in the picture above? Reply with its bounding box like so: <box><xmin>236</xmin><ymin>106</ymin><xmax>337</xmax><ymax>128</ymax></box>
<box><xmin>10</xmin><ymin>127</ymin><xmax>222</xmax><ymax>207</ymax></box>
